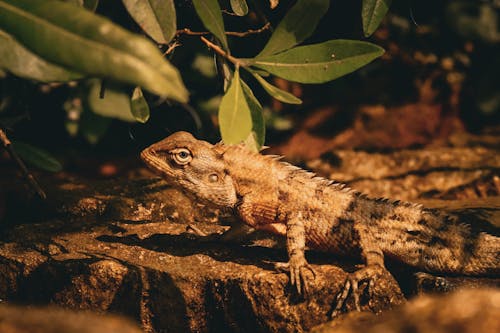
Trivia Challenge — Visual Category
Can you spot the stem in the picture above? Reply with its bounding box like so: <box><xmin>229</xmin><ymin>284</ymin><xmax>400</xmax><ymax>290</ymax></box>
<box><xmin>0</xmin><ymin>128</ymin><xmax>46</xmax><ymax>199</ymax></box>
<box><xmin>176</xmin><ymin>23</ymin><xmax>270</xmax><ymax>38</ymax></box>
<box><xmin>199</xmin><ymin>36</ymin><xmax>247</xmax><ymax>67</ymax></box>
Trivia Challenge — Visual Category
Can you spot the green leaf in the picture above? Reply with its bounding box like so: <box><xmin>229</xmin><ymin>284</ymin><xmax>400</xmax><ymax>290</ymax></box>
<box><xmin>11</xmin><ymin>141</ymin><xmax>62</xmax><ymax>172</ymax></box>
<box><xmin>130</xmin><ymin>86</ymin><xmax>150</xmax><ymax>123</ymax></box>
<box><xmin>251</xmin><ymin>40</ymin><xmax>384</xmax><ymax>83</ymax></box>
<box><xmin>83</xmin><ymin>0</ymin><xmax>99</xmax><ymax>11</ymax></box>
<box><xmin>247</xmin><ymin>68</ymin><xmax>302</xmax><ymax>104</ymax></box>
<box><xmin>362</xmin><ymin>0</ymin><xmax>392</xmax><ymax>37</ymax></box>
<box><xmin>0</xmin><ymin>30</ymin><xmax>82</xmax><ymax>82</ymax></box>
<box><xmin>62</xmin><ymin>0</ymin><xmax>99</xmax><ymax>11</ymax></box>
<box><xmin>258</xmin><ymin>0</ymin><xmax>329</xmax><ymax>57</ymax></box>
<box><xmin>218</xmin><ymin>68</ymin><xmax>252</xmax><ymax>144</ymax></box>
<box><xmin>230</xmin><ymin>0</ymin><xmax>248</xmax><ymax>16</ymax></box>
<box><xmin>192</xmin><ymin>0</ymin><xmax>228</xmax><ymax>50</ymax></box>
<box><xmin>0</xmin><ymin>0</ymin><xmax>188</xmax><ymax>101</ymax></box>
<box><xmin>240</xmin><ymin>80</ymin><xmax>265</xmax><ymax>148</ymax></box>
<box><xmin>87</xmin><ymin>80</ymin><xmax>136</xmax><ymax>122</ymax></box>
<box><xmin>122</xmin><ymin>0</ymin><xmax>176</xmax><ymax>44</ymax></box>
<box><xmin>219</xmin><ymin>69</ymin><xmax>251</xmax><ymax>144</ymax></box>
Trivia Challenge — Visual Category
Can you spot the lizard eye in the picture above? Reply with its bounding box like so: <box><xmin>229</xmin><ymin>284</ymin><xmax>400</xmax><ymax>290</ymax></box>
<box><xmin>208</xmin><ymin>173</ymin><xmax>219</xmax><ymax>183</ymax></box>
<box><xmin>170</xmin><ymin>148</ymin><xmax>192</xmax><ymax>165</ymax></box>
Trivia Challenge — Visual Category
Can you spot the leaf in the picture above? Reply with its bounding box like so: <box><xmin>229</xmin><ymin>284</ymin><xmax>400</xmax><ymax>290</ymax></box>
<box><xmin>251</xmin><ymin>40</ymin><xmax>384</xmax><ymax>83</ymax></box>
<box><xmin>362</xmin><ymin>0</ymin><xmax>392</xmax><ymax>37</ymax></box>
<box><xmin>219</xmin><ymin>69</ymin><xmax>265</xmax><ymax>146</ymax></box>
<box><xmin>258</xmin><ymin>0</ymin><xmax>329</xmax><ymax>57</ymax></box>
<box><xmin>62</xmin><ymin>0</ymin><xmax>99</xmax><ymax>11</ymax></box>
<box><xmin>11</xmin><ymin>141</ymin><xmax>62</xmax><ymax>172</ymax></box>
<box><xmin>0</xmin><ymin>30</ymin><xmax>82</xmax><ymax>82</ymax></box>
<box><xmin>230</xmin><ymin>0</ymin><xmax>248</xmax><ymax>16</ymax></box>
<box><xmin>0</xmin><ymin>0</ymin><xmax>188</xmax><ymax>101</ymax></box>
<box><xmin>122</xmin><ymin>0</ymin><xmax>176</xmax><ymax>44</ymax></box>
<box><xmin>192</xmin><ymin>0</ymin><xmax>228</xmax><ymax>50</ymax></box>
<box><xmin>83</xmin><ymin>0</ymin><xmax>99</xmax><ymax>11</ymax></box>
<box><xmin>247</xmin><ymin>68</ymin><xmax>302</xmax><ymax>104</ymax></box>
<box><xmin>87</xmin><ymin>80</ymin><xmax>136</xmax><ymax>122</ymax></box>
<box><xmin>240</xmin><ymin>80</ymin><xmax>265</xmax><ymax>148</ymax></box>
<box><xmin>130</xmin><ymin>86</ymin><xmax>150</xmax><ymax>123</ymax></box>
<box><xmin>218</xmin><ymin>69</ymin><xmax>252</xmax><ymax>144</ymax></box>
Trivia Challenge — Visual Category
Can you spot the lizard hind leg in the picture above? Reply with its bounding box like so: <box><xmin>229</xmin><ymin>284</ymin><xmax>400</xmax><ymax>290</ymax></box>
<box><xmin>331</xmin><ymin>219</ymin><xmax>390</xmax><ymax>318</ymax></box>
<box><xmin>330</xmin><ymin>263</ymin><xmax>386</xmax><ymax>318</ymax></box>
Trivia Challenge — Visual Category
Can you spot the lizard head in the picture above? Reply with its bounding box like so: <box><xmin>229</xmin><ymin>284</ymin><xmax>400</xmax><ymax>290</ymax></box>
<box><xmin>140</xmin><ymin>131</ymin><xmax>238</xmax><ymax>208</ymax></box>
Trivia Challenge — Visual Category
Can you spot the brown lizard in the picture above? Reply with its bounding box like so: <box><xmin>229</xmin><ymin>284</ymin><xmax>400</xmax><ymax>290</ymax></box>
<box><xmin>141</xmin><ymin>131</ymin><xmax>500</xmax><ymax>316</ymax></box>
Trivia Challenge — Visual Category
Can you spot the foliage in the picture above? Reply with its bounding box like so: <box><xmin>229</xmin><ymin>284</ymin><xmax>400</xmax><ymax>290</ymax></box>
<box><xmin>0</xmin><ymin>0</ymin><xmax>389</xmax><ymax>169</ymax></box>
<box><xmin>362</xmin><ymin>0</ymin><xmax>392</xmax><ymax>37</ymax></box>
<box><xmin>10</xmin><ymin>141</ymin><xmax>63</xmax><ymax>172</ymax></box>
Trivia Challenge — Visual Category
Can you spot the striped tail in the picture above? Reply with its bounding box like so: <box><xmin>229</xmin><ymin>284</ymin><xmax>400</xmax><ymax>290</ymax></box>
<box><xmin>462</xmin><ymin>232</ymin><xmax>500</xmax><ymax>276</ymax></box>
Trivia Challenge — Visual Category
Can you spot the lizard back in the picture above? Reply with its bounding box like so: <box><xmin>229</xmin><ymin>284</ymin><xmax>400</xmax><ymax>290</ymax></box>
<box><xmin>221</xmin><ymin>143</ymin><xmax>500</xmax><ymax>276</ymax></box>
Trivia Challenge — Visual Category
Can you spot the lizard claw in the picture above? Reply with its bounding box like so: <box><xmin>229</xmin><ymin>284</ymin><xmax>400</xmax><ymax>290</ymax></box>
<box><xmin>330</xmin><ymin>264</ymin><xmax>384</xmax><ymax>318</ymax></box>
<box><xmin>275</xmin><ymin>258</ymin><xmax>316</xmax><ymax>296</ymax></box>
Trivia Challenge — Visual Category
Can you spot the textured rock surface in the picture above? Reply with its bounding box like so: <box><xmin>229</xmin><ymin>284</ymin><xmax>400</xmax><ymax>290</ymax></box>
<box><xmin>0</xmin><ymin>304</ymin><xmax>142</xmax><ymax>333</ymax></box>
<box><xmin>0</xmin><ymin>211</ymin><xmax>404</xmax><ymax>332</ymax></box>
<box><xmin>0</xmin><ymin>145</ymin><xmax>499</xmax><ymax>332</ymax></box>
<box><xmin>308</xmin><ymin>147</ymin><xmax>500</xmax><ymax>200</ymax></box>
<box><xmin>311</xmin><ymin>288</ymin><xmax>500</xmax><ymax>333</ymax></box>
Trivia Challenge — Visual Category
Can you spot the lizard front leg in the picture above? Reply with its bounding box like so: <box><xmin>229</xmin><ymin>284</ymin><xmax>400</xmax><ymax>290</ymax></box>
<box><xmin>331</xmin><ymin>223</ymin><xmax>387</xmax><ymax>318</ymax></box>
<box><xmin>275</xmin><ymin>212</ymin><xmax>315</xmax><ymax>295</ymax></box>
<box><xmin>236</xmin><ymin>198</ymin><xmax>314</xmax><ymax>294</ymax></box>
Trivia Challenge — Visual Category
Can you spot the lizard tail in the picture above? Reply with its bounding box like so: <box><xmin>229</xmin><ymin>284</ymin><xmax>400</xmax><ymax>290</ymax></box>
<box><xmin>462</xmin><ymin>233</ymin><xmax>500</xmax><ymax>276</ymax></box>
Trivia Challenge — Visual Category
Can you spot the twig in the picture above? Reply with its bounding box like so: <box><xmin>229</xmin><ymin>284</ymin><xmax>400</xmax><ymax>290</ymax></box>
<box><xmin>0</xmin><ymin>128</ymin><xmax>46</xmax><ymax>199</ymax></box>
<box><xmin>227</xmin><ymin>23</ymin><xmax>271</xmax><ymax>37</ymax></box>
<box><xmin>221</xmin><ymin>9</ymin><xmax>240</xmax><ymax>16</ymax></box>
<box><xmin>199</xmin><ymin>36</ymin><xmax>245</xmax><ymax>66</ymax></box>
<box><xmin>176</xmin><ymin>22</ymin><xmax>271</xmax><ymax>38</ymax></box>
<box><xmin>164</xmin><ymin>41</ymin><xmax>181</xmax><ymax>56</ymax></box>
<box><xmin>99</xmin><ymin>79</ymin><xmax>106</xmax><ymax>99</ymax></box>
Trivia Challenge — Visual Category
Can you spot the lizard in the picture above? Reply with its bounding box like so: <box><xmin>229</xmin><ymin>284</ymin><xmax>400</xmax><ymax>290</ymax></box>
<box><xmin>140</xmin><ymin>131</ymin><xmax>500</xmax><ymax>317</ymax></box>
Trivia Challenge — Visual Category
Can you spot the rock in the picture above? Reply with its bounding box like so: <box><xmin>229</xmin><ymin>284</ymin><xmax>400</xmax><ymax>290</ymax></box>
<box><xmin>1</xmin><ymin>176</ymin><xmax>221</xmax><ymax>225</ymax></box>
<box><xmin>0</xmin><ymin>304</ymin><xmax>142</xmax><ymax>333</ymax></box>
<box><xmin>308</xmin><ymin>147</ymin><xmax>500</xmax><ymax>200</ymax></box>
<box><xmin>0</xmin><ymin>179</ymin><xmax>405</xmax><ymax>332</ymax></box>
<box><xmin>311</xmin><ymin>288</ymin><xmax>500</xmax><ymax>333</ymax></box>
<box><xmin>0</xmin><ymin>144</ymin><xmax>499</xmax><ymax>332</ymax></box>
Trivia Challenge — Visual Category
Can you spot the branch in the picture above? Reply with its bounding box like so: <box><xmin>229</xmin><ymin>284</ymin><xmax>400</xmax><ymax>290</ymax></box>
<box><xmin>227</xmin><ymin>22</ymin><xmax>271</xmax><ymax>37</ymax></box>
<box><xmin>177</xmin><ymin>22</ymin><xmax>271</xmax><ymax>38</ymax></box>
<box><xmin>199</xmin><ymin>36</ymin><xmax>243</xmax><ymax>66</ymax></box>
<box><xmin>0</xmin><ymin>128</ymin><xmax>46</xmax><ymax>199</ymax></box>
<box><xmin>164</xmin><ymin>41</ymin><xmax>181</xmax><ymax>56</ymax></box>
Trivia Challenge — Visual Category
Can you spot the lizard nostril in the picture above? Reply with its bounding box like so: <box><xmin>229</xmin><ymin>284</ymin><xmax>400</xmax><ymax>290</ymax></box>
<box><xmin>208</xmin><ymin>174</ymin><xmax>219</xmax><ymax>183</ymax></box>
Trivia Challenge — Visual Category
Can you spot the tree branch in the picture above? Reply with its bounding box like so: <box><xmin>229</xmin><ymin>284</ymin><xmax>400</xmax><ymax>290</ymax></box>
<box><xmin>177</xmin><ymin>22</ymin><xmax>270</xmax><ymax>38</ymax></box>
<box><xmin>0</xmin><ymin>128</ymin><xmax>46</xmax><ymax>199</ymax></box>
<box><xmin>199</xmin><ymin>36</ymin><xmax>244</xmax><ymax>66</ymax></box>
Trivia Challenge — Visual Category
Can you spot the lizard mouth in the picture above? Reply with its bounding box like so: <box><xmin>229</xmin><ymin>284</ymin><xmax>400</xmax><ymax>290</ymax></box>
<box><xmin>140</xmin><ymin>149</ymin><xmax>168</xmax><ymax>176</ymax></box>
<box><xmin>140</xmin><ymin>148</ymin><xmax>194</xmax><ymax>186</ymax></box>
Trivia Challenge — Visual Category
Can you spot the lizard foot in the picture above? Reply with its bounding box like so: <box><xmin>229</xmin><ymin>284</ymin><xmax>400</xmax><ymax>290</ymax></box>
<box><xmin>275</xmin><ymin>257</ymin><xmax>316</xmax><ymax>296</ymax></box>
<box><xmin>330</xmin><ymin>264</ymin><xmax>385</xmax><ymax>318</ymax></box>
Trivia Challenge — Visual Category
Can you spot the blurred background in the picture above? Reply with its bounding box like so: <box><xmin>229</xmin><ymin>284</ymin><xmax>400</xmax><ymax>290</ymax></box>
<box><xmin>1</xmin><ymin>0</ymin><xmax>499</xmax><ymax>179</ymax></box>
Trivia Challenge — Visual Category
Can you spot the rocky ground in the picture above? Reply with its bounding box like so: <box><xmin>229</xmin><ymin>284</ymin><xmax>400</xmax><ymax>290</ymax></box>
<box><xmin>0</xmin><ymin>146</ymin><xmax>499</xmax><ymax>332</ymax></box>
